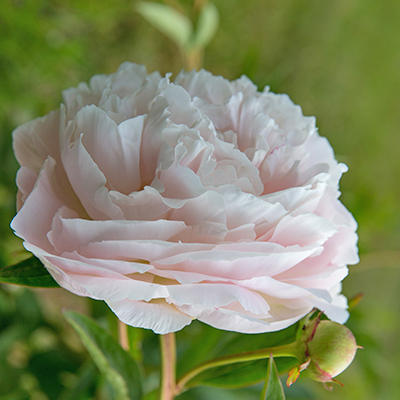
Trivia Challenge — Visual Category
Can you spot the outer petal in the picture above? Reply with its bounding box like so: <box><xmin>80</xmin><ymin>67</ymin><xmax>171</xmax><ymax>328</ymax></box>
<box><xmin>107</xmin><ymin>299</ymin><xmax>192</xmax><ymax>334</ymax></box>
<box><xmin>12</xmin><ymin>110</ymin><xmax>61</xmax><ymax>174</ymax></box>
<box><xmin>12</xmin><ymin>158</ymin><xmax>75</xmax><ymax>252</ymax></box>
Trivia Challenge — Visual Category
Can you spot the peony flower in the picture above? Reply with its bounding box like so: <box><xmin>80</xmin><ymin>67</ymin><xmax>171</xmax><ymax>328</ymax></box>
<box><xmin>11</xmin><ymin>63</ymin><xmax>359</xmax><ymax>334</ymax></box>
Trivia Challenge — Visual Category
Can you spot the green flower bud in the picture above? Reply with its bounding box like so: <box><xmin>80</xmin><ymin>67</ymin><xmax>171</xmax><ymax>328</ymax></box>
<box><xmin>305</xmin><ymin>320</ymin><xmax>359</xmax><ymax>384</ymax></box>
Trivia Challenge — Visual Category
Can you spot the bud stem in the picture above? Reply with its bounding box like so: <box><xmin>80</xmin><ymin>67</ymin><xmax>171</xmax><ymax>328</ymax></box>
<box><xmin>176</xmin><ymin>341</ymin><xmax>303</xmax><ymax>394</ymax></box>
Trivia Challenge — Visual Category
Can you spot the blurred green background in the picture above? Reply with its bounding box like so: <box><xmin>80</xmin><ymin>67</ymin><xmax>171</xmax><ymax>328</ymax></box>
<box><xmin>1</xmin><ymin>0</ymin><xmax>399</xmax><ymax>399</ymax></box>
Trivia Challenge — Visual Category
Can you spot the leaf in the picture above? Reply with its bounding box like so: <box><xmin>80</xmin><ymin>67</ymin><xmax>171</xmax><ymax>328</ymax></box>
<box><xmin>176</xmin><ymin>321</ymin><xmax>227</xmax><ymax>377</ymax></box>
<box><xmin>0</xmin><ymin>255</ymin><xmax>60</xmax><ymax>288</ymax></box>
<box><xmin>261</xmin><ymin>356</ymin><xmax>286</xmax><ymax>400</ymax></box>
<box><xmin>136</xmin><ymin>2</ymin><xmax>193</xmax><ymax>49</ymax></box>
<box><xmin>212</xmin><ymin>323</ymin><xmax>299</xmax><ymax>358</ymax></box>
<box><xmin>177</xmin><ymin>322</ymin><xmax>299</xmax><ymax>390</ymax></box>
<box><xmin>187</xmin><ymin>357</ymin><xmax>297</xmax><ymax>389</ymax></box>
<box><xmin>64</xmin><ymin>311</ymin><xmax>142</xmax><ymax>400</ymax></box>
<box><xmin>190</xmin><ymin>2</ymin><xmax>219</xmax><ymax>50</ymax></box>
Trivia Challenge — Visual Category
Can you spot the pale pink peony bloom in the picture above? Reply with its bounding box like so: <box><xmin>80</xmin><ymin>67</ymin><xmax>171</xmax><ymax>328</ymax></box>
<box><xmin>11</xmin><ymin>63</ymin><xmax>358</xmax><ymax>334</ymax></box>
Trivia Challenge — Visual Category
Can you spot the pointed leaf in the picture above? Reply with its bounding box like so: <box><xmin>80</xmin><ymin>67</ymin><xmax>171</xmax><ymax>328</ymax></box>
<box><xmin>190</xmin><ymin>2</ymin><xmax>219</xmax><ymax>50</ymax></box>
<box><xmin>261</xmin><ymin>356</ymin><xmax>286</xmax><ymax>400</ymax></box>
<box><xmin>64</xmin><ymin>311</ymin><xmax>142</xmax><ymax>400</ymax></box>
<box><xmin>136</xmin><ymin>2</ymin><xmax>193</xmax><ymax>48</ymax></box>
<box><xmin>0</xmin><ymin>255</ymin><xmax>60</xmax><ymax>288</ymax></box>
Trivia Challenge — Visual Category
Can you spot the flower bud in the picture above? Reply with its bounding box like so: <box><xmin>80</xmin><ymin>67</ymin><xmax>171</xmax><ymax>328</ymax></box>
<box><xmin>305</xmin><ymin>320</ymin><xmax>359</xmax><ymax>384</ymax></box>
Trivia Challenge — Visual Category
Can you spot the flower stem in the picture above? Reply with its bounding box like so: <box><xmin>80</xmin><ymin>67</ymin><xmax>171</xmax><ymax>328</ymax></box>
<box><xmin>160</xmin><ymin>333</ymin><xmax>177</xmax><ymax>400</ymax></box>
<box><xmin>184</xmin><ymin>49</ymin><xmax>203</xmax><ymax>71</ymax></box>
<box><xmin>176</xmin><ymin>341</ymin><xmax>302</xmax><ymax>394</ymax></box>
<box><xmin>118</xmin><ymin>320</ymin><xmax>129</xmax><ymax>351</ymax></box>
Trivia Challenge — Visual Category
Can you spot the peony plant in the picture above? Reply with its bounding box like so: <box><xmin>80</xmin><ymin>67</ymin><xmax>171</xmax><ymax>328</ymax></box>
<box><xmin>4</xmin><ymin>62</ymin><xmax>359</xmax><ymax>399</ymax></box>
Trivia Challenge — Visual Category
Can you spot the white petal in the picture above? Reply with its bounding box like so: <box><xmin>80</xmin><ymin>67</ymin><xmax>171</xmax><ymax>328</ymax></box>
<box><xmin>12</xmin><ymin>110</ymin><xmax>60</xmax><ymax>174</ymax></box>
<box><xmin>11</xmin><ymin>158</ymin><xmax>77</xmax><ymax>252</ymax></box>
<box><xmin>107</xmin><ymin>299</ymin><xmax>192</xmax><ymax>334</ymax></box>
<box><xmin>62</xmin><ymin>131</ymin><xmax>123</xmax><ymax>220</ymax></box>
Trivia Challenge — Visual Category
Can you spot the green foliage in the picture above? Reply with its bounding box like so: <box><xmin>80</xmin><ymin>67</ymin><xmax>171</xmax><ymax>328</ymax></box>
<box><xmin>136</xmin><ymin>0</ymin><xmax>219</xmax><ymax>52</ymax></box>
<box><xmin>261</xmin><ymin>356</ymin><xmax>286</xmax><ymax>400</ymax></box>
<box><xmin>64</xmin><ymin>311</ymin><xmax>143</xmax><ymax>400</ymax></box>
<box><xmin>0</xmin><ymin>287</ymin><xmax>95</xmax><ymax>400</ymax></box>
<box><xmin>0</xmin><ymin>256</ymin><xmax>60</xmax><ymax>288</ymax></box>
<box><xmin>136</xmin><ymin>1</ymin><xmax>219</xmax><ymax>68</ymax></box>
<box><xmin>189</xmin><ymin>2</ymin><xmax>219</xmax><ymax>50</ymax></box>
<box><xmin>136</xmin><ymin>2</ymin><xmax>193</xmax><ymax>49</ymax></box>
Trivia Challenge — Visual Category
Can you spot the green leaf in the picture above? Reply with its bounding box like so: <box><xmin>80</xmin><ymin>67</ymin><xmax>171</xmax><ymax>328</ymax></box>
<box><xmin>261</xmin><ymin>356</ymin><xmax>286</xmax><ymax>400</ymax></box>
<box><xmin>176</xmin><ymin>321</ymin><xmax>227</xmax><ymax>377</ymax></box>
<box><xmin>176</xmin><ymin>322</ymin><xmax>299</xmax><ymax>390</ymax></box>
<box><xmin>190</xmin><ymin>2</ymin><xmax>219</xmax><ymax>50</ymax></box>
<box><xmin>136</xmin><ymin>2</ymin><xmax>193</xmax><ymax>49</ymax></box>
<box><xmin>212</xmin><ymin>323</ymin><xmax>299</xmax><ymax>358</ymax></box>
<box><xmin>188</xmin><ymin>357</ymin><xmax>297</xmax><ymax>390</ymax></box>
<box><xmin>64</xmin><ymin>311</ymin><xmax>142</xmax><ymax>400</ymax></box>
<box><xmin>0</xmin><ymin>255</ymin><xmax>60</xmax><ymax>288</ymax></box>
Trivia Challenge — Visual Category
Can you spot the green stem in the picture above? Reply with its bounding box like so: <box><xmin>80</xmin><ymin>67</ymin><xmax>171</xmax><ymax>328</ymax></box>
<box><xmin>176</xmin><ymin>341</ymin><xmax>303</xmax><ymax>394</ymax></box>
<box><xmin>160</xmin><ymin>333</ymin><xmax>177</xmax><ymax>400</ymax></box>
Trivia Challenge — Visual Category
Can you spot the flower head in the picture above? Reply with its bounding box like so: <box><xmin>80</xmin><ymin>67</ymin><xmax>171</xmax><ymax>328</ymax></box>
<box><xmin>11</xmin><ymin>63</ymin><xmax>359</xmax><ymax>334</ymax></box>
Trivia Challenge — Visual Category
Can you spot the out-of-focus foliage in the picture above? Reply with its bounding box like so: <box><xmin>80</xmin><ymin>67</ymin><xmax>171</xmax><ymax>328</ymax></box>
<box><xmin>1</xmin><ymin>0</ymin><xmax>399</xmax><ymax>399</ymax></box>
<box><xmin>64</xmin><ymin>311</ymin><xmax>143</xmax><ymax>400</ymax></box>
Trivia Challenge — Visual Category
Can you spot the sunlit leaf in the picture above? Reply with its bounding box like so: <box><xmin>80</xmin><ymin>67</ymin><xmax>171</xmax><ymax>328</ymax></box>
<box><xmin>0</xmin><ymin>255</ymin><xmax>59</xmax><ymax>288</ymax></box>
<box><xmin>189</xmin><ymin>2</ymin><xmax>219</xmax><ymax>50</ymax></box>
<box><xmin>64</xmin><ymin>311</ymin><xmax>142</xmax><ymax>400</ymax></box>
<box><xmin>136</xmin><ymin>2</ymin><xmax>193</xmax><ymax>48</ymax></box>
<box><xmin>261</xmin><ymin>355</ymin><xmax>286</xmax><ymax>400</ymax></box>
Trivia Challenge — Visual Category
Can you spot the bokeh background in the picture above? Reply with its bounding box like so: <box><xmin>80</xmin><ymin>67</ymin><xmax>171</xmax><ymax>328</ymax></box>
<box><xmin>1</xmin><ymin>0</ymin><xmax>399</xmax><ymax>399</ymax></box>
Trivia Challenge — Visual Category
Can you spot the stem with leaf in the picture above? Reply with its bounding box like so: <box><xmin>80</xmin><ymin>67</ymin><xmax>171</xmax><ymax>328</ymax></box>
<box><xmin>156</xmin><ymin>330</ymin><xmax>304</xmax><ymax>399</ymax></box>
<box><xmin>175</xmin><ymin>341</ymin><xmax>303</xmax><ymax>394</ymax></box>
